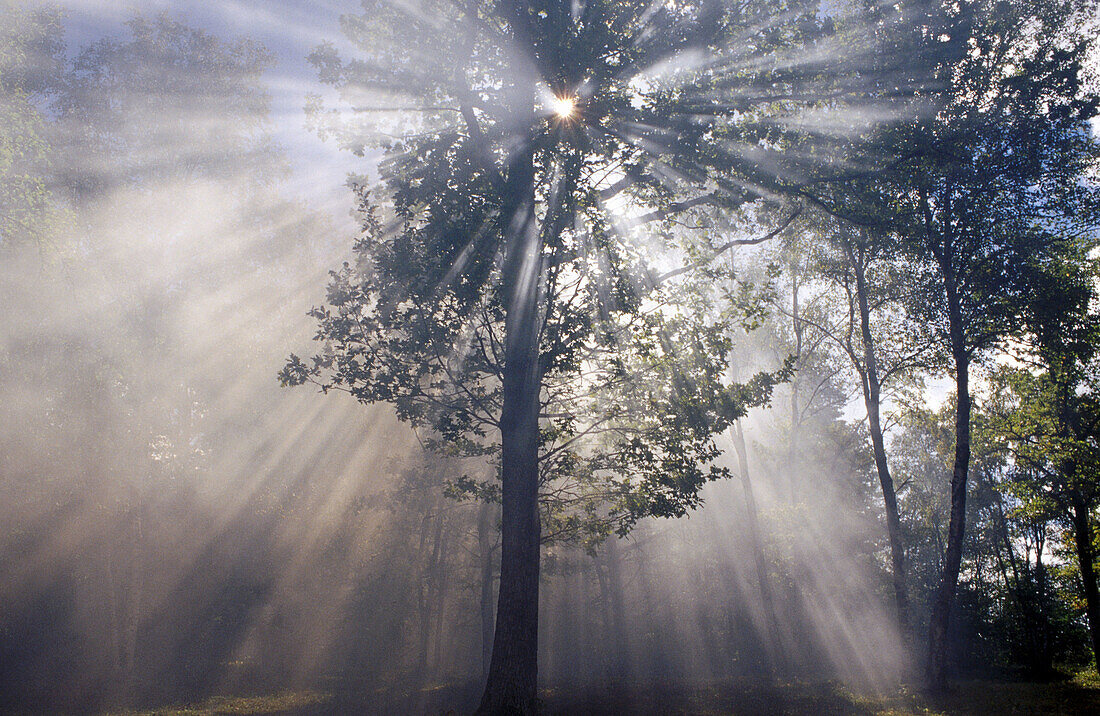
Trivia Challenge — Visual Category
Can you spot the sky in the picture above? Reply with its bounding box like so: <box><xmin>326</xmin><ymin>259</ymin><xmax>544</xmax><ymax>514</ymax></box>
<box><xmin>45</xmin><ymin>0</ymin><xmax>1100</xmax><ymax>203</ymax></box>
<box><xmin>49</xmin><ymin>0</ymin><xmax>366</xmax><ymax>210</ymax></box>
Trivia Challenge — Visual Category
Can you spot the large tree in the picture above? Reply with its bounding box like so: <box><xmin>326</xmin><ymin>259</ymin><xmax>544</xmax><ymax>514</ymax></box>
<box><xmin>282</xmin><ymin>139</ymin><xmax>787</xmax><ymax>712</ymax></box>
<box><xmin>286</xmin><ymin>0</ymin><xmax>923</xmax><ymax>710</ymax></box>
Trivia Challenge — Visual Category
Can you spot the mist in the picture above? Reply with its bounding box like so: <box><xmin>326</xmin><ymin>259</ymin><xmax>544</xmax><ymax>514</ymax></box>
<box><xmin>2</xmin><ymin>0</ymin><xmax>1099</xmax><ymax>714</ymax></box>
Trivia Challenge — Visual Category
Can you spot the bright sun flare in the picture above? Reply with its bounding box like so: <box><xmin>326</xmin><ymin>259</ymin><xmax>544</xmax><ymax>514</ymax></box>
<box><xmin>552</xmin><ymin>95</ymin><xmax>576</xmax><ymax>119</ymax></box>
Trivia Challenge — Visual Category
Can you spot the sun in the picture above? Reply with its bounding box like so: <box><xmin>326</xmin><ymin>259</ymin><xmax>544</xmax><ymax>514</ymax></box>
<box><xmin>552</xmin><ymin>95</ymin><xmax>576</xmax><ymax>120</ymax></box>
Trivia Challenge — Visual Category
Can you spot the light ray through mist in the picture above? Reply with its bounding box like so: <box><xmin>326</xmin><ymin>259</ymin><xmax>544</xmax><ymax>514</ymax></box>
<box><xmin>0</xmin><ymin>0</ymin><xmax>1011</xmax><ymax>711</ymax></box>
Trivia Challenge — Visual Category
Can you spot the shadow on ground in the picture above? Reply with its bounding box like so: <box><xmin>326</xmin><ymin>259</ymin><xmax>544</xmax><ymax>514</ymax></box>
<box><xmin>51</xmin><ymin>676</ymin><xmax>1100</xmax><ymax>715</ymax></box>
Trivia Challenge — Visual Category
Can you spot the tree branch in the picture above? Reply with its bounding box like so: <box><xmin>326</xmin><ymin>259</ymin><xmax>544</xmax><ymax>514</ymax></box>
<box><xmin>651</xmin><ymin>206</ymin><xmax>802</xmax><ymax>285</ymax></box>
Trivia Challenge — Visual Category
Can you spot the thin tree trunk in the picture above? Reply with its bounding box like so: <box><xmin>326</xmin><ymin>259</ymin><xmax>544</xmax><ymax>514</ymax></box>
<box><xmin>849</xmin><ymin>238</ymin><xmax>909</xmax><ymax>635</ymax></box>
<box><xmin>601</xmin><ymin>538</ymin><xmax>629</xmax><ymax>680</ymax></box>
<box><xmin>731</xmin><ymin>419</ymin><xmax>779</xmax><ymax>677</ymax></box>
<box><xmin>926</xmin><ymin>278</ymin><xmax>970</xmax><ymax>692</ymax></box>
<box><xmin>1071</xmin><ymin>498</ymin><xmax>1100</xmax><ymax>675</ymax></box>
<box><xmin>1033</xmin><ymin>527</ymin><xmax>1051</xmax><ymax>673</ymax></box>
<box><xmin>478</xmin><ymin>503</ymin><xmax>497</xmax><ymax>679</ymax></box>
<box><xmin>789</xmin><ymin>265</ymin><xmax>802</xmax><ymax>503</ymax></box>
<box><xmin>477</xmin><ymin>140</ymin><xmax>542</xmax><ymax>715</ymax></box>
<box><xmin>431</xmin><ymin>519</ymin><xmax>450</xmax><ymax>671</ymax></box>
<box><xmin>415</xmin><ymin>515</ymin><xmax>442</xmax><ymax>679</ymax></box>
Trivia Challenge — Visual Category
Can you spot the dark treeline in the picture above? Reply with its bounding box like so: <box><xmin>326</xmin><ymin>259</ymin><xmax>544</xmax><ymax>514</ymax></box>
<box><xmin>1</xmin><ymin>0</ymin><xmax>1099</xmax><ymax>714</ymax></box>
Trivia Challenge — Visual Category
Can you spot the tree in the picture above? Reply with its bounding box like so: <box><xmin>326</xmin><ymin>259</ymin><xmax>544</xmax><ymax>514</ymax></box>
<box><xmin>891</xmin><ymin>381</ymin><xmax>1096</xmax><ymax>677</ymax></box>
<box><xmin>789</xmin><ymin>0</ymin><xmax>1099</xmax><ymax>684</ymax></box>
<box><xmin>0</xmin><ymin>1</ymin><xmax>66</xmax><ymax>254</ymax></box>
<box><xmin>742</xmin><ymin>0</ymin><xmax>966</xmax><ymax>643</ymax></box>
<box><xmin>283</xmin><ymin>179</ymin><xmax>788</xmax><ymax>710</ymax></box>
<box><xmin>800</xmin><ymin>213</ymin><xmax>936</xmax><ymax>636</ymax></box>
<box><xmin>881</xmin><ymin>0</ymin><xmax>1100</xmax><ymax>687</ymax></box>
<box><xmin>986</xmin><ymin>244</ymin><xmax>1100</xmax><ymax>673</ymax></box>
<box><xmin>283</xmin><ymin>0</ymin><xmax>919</xmax><ymax>709</ymax></box>
<box><xmin>0</xmin><ymin>13</ymin><xmax>340</xmax><ymax>707</ymax></box>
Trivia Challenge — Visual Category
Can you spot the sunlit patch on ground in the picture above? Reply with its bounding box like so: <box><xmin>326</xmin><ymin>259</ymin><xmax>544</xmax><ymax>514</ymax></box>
<box><xmin>103</xmin><ymin>690</ymin><xmax>331</xmax><ymax>716</ymax></box>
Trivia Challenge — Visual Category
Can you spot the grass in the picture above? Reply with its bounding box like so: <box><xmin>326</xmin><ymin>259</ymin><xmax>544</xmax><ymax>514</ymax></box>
<box><xmin>93</xmin><ymin>673</ymin><xmax>1100</xmax><ymax>715</ymax></box>
<box><xmin>541</xmin><ymin>677</ymin><xmax>1100</xmax><ymax>715</ymax></box>
<box><xmin>103</xmin><ymin>691</ymin><xmax>331</xmax><ymax>716</ymax></box>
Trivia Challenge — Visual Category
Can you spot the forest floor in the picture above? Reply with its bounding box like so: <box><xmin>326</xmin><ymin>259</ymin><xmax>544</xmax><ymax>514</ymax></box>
<box><xmin>97</xmin><ymin>672</ymin><xmax>1100</xmax><ymax>715</ymax></box>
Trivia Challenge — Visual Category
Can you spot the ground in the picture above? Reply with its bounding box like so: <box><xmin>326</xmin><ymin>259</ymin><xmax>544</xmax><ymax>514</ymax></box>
<box><xmin>87</xmin><ymin>673</ymin><xmax>1100</xmax><ymax>715</ymax></box>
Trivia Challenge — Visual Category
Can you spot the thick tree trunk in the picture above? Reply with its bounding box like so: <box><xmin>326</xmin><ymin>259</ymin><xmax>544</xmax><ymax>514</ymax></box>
<box><xmin>1071</xmin><ymin>498</ymin><xmax>1100</xmax><ymax>675</ymax></box>
<box><xmin>849</xmin><ymin>242</ymin><xmax>909</xmax><ymax>635</ymax></box>
<box><xmin>926</xmin><ymin>281</ymin><xmax>970</xmax><ymax>692</ymax></box>
<box><xmin>731</xmin><ymin>419</ymin><xmax>779</xmax><ymax>677</ymax></box>
<box><xmin>477</xmin><ymin>143</ymin><xmax>543</xmax><ymax>715</ymax></box>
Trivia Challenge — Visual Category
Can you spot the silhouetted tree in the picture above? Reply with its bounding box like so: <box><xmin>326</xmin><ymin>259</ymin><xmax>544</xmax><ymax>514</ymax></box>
<box><xmin>291</xmin><ymin>0</ymin><xmax>934</xmax><ymax>708</ymax></box>
<box><xmin>986</xmin><ymin>245</ymin><xmax>1100</xmax><ymax>673</ymax></box>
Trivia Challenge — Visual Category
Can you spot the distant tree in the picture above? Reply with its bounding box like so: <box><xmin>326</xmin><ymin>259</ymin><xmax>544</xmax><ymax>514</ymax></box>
<box><xmin>51</xmin><ymin>13</ymin><xmax>275</xmax><ymax>205</ymax></box>
<box><xmin>0</xmin><ymin>13</ymin><xmax>332</xmax><ymax>707</ymax></box>
<box><xmin>986</xmin><ymin>246</ymin><xmax>1100</xmax><ymax>674</ymax></box>
<box><xmin>0</xmin><ymin>2</ymin><xmax>66</xmax><ymax>253</ymax></box>
<box><xmin>799</xmin><ymin>212</ymin><xmax>937</xmax><ymax>637</ymax></box>
<box><xmin>867</xmin><ymin>0</ymin><xmax>1100</xmax><ymax>688</ymax></box>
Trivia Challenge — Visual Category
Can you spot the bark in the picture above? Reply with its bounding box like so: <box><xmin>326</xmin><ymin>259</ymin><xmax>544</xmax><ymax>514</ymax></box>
<box><xmin>478</xmin><ymin>503</ymin><xmax>497</xmax><ymax>678</ymax></box>
<box><xmin>926</xmin><ymin>275</ymin><xmax>971</xmax><ymax>692</ymax></box>
<box><xmin>849</xmin><ymin>239</ymin><xmax>909</xmax><ymax>635</ymax></box>
<box><xmin>788</xmin><ymin>264</ymin><xmax>802</xmax><ymax>503</ymax></box>
<box><xmin>415</xmin><ymin>515</ymin><xmax>443</xmax><ymax>678</ymax></box>
<box><xmin>731</xmin><ymin>419</ymin><xmax>779</xmax><ymax>677</ymax></box>
<box><xmin>600</xmin><ymin>538</ymin><xmax>629</xmax><ymax>679</ymax></box>
<box><xmin>477</xmin><ymin>141</ymin><xmax>542</xmax><ymax>715</ymax></box>
<box><xmin>1071</xmin><ymin>498</ymin><xmax>1100</xmax><ymax>675</ymax></box>
<box><xmin>1033</xmin><ymin>530</ymin><xmax>1051</xmax><ymax>673</ymax></box>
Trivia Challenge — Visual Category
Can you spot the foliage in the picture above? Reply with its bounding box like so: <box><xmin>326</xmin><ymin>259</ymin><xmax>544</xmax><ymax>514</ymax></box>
<box><xmin>281</xmin><ymin>0</ymin><xmax>900</xmax><ymax>549</ymax></box>
<box><xmin>282</xmin><ymin>195</ymin><xmax>791</xmax><ymax>545</ymax></box>
<box><xmin>0</xmin><ymin>2</ymin><xmax>67</xmax><ymax>252</ymax></box>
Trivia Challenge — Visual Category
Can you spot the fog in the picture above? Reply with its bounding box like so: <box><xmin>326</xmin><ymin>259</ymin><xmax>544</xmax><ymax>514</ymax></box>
<box><xmin>1</xmin><ymin>1</ymin><xmax>959</xmax><ymax>712</ymax></box>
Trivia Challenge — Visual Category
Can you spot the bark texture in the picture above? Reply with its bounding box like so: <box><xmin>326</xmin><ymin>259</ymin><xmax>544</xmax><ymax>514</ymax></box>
<box><xmin>477</xmin><ymin>143</ymin><xmax>543</xmax><ymax>715</ymax></box>
<box><xmin>849</xmin><ymin>239</ymin><xmax>909</xmax><ymax>634</ymax></box>
<box><xmin>926</xmin><ymin>278</ymin><xmax>970</xmax><ymax>692</ymax></box>
<box><xmin>1072</xmin><ymin>498</ymin><xmax>1100</xmax><ymax>675</ymax></box>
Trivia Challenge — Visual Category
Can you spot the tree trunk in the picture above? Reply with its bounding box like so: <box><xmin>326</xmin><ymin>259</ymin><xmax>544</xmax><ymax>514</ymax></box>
<box><xmin>478</xmin><ymin>503</ymin><xmax>497</xmax><ymax>678</ymax></box>
<box><xmin>926</xmin><ymin>279</ymin><xmax>970</xmax><ymax>692</ymax></box>
<box><xmin>600</xmin><ymin>538</ymin><xmax>629</xmax><ymax>680</ymax></box>
<box><xmin>788</xmin><ymin>264</ymin><xmax>802</xmax><ymax>503</ymax></box>
<box><xmin>415</xmin><ymin>515</ymin><xmax>441</xmax><ymax>679</ymax></box>
<box><xmin>477</xmin><ymin>142</ymin><xmax>542</xmax><ymax>715</ymax></box>
<box><xmin>1071</xmin><ymin>498</ymin><xmax>1100</xmax><ymax>675</ymax></box>
<box><xmin>849</xmin><ymin>239</ymin><xmax>909</xmax><ymax>635</ymax></box>
<box><xmin>1033</xmin><ymin>527</ymin><xmax>1051</xmax><ymax>674</ymax></box>
<box><xmin>431</xmin><ymin>518</ymin><xmax>450</xmax><ymax>671</ymax></box>
<box><xmin>731</xmin><ymin>419</ymin><xmax>779</xmax><ymax>677</ymax></box>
